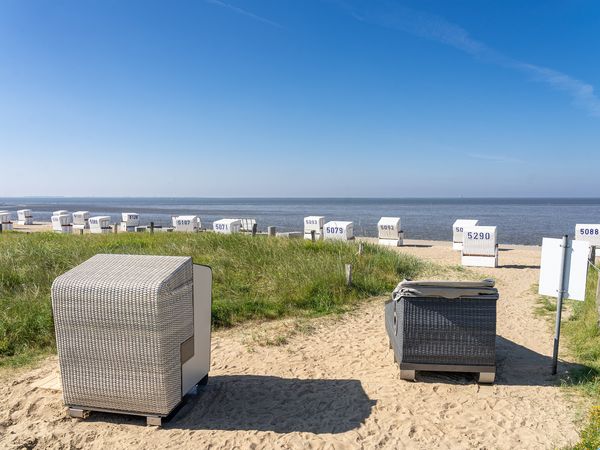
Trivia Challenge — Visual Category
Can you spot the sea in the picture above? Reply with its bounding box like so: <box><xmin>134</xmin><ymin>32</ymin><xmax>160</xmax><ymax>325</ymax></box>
<box><xmin>1</xmin><ymin>197</ymin><xmax>599</xmax><ymax>246</ymax></box>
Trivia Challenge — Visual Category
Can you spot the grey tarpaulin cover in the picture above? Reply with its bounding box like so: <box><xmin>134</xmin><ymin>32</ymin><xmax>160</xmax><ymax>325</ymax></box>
<box><xmin>391</xmin><ymin>279</ymin><xmax>498</xmax><ymax>301</ymax></box>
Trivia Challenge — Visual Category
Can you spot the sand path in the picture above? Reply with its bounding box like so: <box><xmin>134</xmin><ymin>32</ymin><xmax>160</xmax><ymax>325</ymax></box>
<box><xmin>0</xmin><ymin>240</ymin><xmax>582</xmax><ymax>449</ymax></box>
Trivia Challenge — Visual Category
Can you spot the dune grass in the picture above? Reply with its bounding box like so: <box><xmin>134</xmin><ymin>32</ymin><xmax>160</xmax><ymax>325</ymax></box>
<box><xmin>0</xmin><ymin>231</ymin><xmax>425</xmax><ymax>368</ymax></box>
<box><xmin>538</xmin><ymin>266</ymin><xmax>600</xmax><ymax>449</ymax></box>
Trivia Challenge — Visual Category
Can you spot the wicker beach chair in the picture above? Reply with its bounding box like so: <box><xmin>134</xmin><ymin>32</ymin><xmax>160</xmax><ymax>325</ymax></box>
<box><xmin>52</xmin><ymin>254</ymin><xmax>212</xmax><ymax>425</ymax></box>
<box><xmin>385</xmin><ymin>279</ymin><xmax>498</xmax><ymax>383</ymax></box>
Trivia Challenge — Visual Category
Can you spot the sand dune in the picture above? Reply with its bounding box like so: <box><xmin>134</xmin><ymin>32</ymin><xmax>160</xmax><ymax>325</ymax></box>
<box><xmin>0</xmin><ymin>240</ymin><xmax>583</xmax><ymax>449</ymax></box>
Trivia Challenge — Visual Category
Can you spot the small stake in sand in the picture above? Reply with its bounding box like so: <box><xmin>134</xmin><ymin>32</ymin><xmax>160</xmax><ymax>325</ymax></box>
<box><xmin>345</xmin><ymin>264</ymin><xmax>352</xmax><ymax>287</ymax></box>
<box><xmin>252</xmin><ymin>223</ymin><xmax>257</xmax><ymax>237</ymax></box>
<box><xmin>150</xmin><ymin>222</ymin><xmax>155</xmax><ymax>234</ymax></box>
<box><xmin>268</xmin><ymin>226</ymin><xmax>276</xmax><ymax>237</ymax></box>
<box><xmin>358</xmin><ymin>242</ymin><xmax>364</xmax><ymax>255</ymax></box>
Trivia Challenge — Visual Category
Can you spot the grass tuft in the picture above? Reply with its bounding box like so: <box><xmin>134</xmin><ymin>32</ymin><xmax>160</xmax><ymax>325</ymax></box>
<box><xmin>0</xmin><ymin>231</ymin><xmax>426</xmax><ymax>367</ymax></box>
<box><xmin>537</xmin><ymin>266</ymin><xmax>600</xmax><ymax>448</ymax></box>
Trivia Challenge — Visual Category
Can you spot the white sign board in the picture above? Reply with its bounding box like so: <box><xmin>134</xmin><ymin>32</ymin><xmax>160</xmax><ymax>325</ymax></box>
<box><xmin>575</xmin><ymin>224</ymin><xmax>600</xmax><ymax>247</ymax></box>
<box><xmin>539</xmin><ymin>238</ymin><xmax>590</xmax><ymax>301</ymax></box>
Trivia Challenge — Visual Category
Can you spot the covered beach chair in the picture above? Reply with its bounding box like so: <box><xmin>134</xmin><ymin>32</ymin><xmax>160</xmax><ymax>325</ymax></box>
<box><xmin>385</xmin><ymin>279</ymin><xmax>498</xmax><ymax>383</ymax></box>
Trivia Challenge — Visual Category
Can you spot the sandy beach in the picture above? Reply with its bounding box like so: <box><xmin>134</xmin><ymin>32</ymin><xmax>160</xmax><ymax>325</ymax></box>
<box><xmin>0</xmin><ymin>239</ymin><xmax>585</xmax><ymax>449</ymax></box>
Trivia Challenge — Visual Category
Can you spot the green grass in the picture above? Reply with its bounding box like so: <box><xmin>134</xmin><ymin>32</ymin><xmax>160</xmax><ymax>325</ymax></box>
<box><xmin>0</xmin><ymin>231</ymin><xmax>426</xmax><ymax>367</ymax></box>
<box><xmin>538</xmin><ymin>266</ymin><xmax>600</xmax><ymax>449</ymax></box>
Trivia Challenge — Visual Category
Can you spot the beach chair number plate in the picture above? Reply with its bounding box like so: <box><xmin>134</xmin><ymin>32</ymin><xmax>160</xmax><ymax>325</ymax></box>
<box><xmin>466</xmin><ymin>232</ymin><xmax>492</xmax><ymax>240</ymax></box>
<box><xmin>579</xmin><ymin>228</ymin><xmax>599</xmax><ymax>236</ymax></box>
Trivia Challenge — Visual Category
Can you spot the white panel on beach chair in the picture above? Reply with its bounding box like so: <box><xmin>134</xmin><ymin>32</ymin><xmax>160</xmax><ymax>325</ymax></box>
<box><xmin>453</xmin><ymin>219</ymin><xmax>478</xmax><ymax>250</ymax></box>
<box><xmin>323</xmin><ymin>221</ymin><xmax>354</xmax><ymax>241</ymax></box>
<box><xmin>89</xmin><ymin>216</ymin><xmax>112</xmax><ymax>234</ymax></box>
<box><xmin>378</xmin><ymin>217</ymin><xmax>403</xmax><ymax>246</ymax></box>
<box><xmin>172</xmin><ymin>215</ymin><xmax>200</xmax><ymax>233</ymax></box>
<box><xmin>51</xmin><ymin>215</ymin><xmax>72</xmax><ymax>234</ymax></box>
<box><xmin>461</xmin><ymin>226</ymin><xmax>498</xmax><ymax>268</ymax></box>
<box><xmin>213</xmin><ymin>219</ymin><xmax>241</xmax><ymax>234</ymax></box>
<box><xmin>53</xmin><ymin>210</ymin><xmax>69</xmax><ymax>216</ymax></box>
<box><xmin>238</xmin><ymin>218</ymin><xmax>257</xmax><ymax>232</ymax></box>
<box><xmin>17</xmin><ymin>209</ymin><xmax>33</xmax><ymax>225</ymax></box>
<box><xmin>575</xmin><ymin>224</ymin><xmax>600</xmax><ymax>247</ymax></box>
<box><xmin>72</xmin><ymin>211</ymin><xmax>90</xmax><ymax>230</ymax></box>
<box><xmin>304</xmin><ymin>216</ymin><xmax>324</xmax><ymax>240</ymax></box>
<box><xmin>0</xmin><ymin>212</ymin><xmax>13</xmax><ymax>230</ymax></box>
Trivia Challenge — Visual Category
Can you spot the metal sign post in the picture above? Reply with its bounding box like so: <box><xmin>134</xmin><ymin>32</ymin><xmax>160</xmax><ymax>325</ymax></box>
<box><xmin>552</xmin><ymin>235</ymin><xmax>569</xmax><ymax>375</ymax></box>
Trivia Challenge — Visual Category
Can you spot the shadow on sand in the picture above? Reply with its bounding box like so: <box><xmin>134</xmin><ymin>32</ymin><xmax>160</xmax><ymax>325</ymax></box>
<box><xmin>163</xmin><ymin>375</ymin><xmax>376</xmax><ymax>433</ymax></box>
<box><xmin>500</xmin><ymin>264</ymin><xmax>540</xmax><ymax>269</ymax></box>
<box><xmin>401</xmin><ymin>244</ymin><xmax>432</xmax><ymax>248</ymax></box>
<box><xmin>412</xmin><ymin>336</ymin><xmax>590</xmax><ymax>387</ymax></box>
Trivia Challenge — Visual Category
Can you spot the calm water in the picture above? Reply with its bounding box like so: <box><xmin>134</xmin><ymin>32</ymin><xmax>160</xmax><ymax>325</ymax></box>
<box><xmin>1</xmin><ymin>197</ymin><xmax>599</xmax><ymax>245</ymax></box>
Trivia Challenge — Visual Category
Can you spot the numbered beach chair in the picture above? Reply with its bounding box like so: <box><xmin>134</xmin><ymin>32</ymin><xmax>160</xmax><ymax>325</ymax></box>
<box><xmin>452</xmin><ymin>219</ymin><xmax>478</xmax><ymax>250</ymax></box>
<box><xmin>323</xmin><ymin>221</ymin><xmax>354</xmax><ymax>241</ymax></box>
<box><xmin>461</xmin><ymin>226</ymin><xmax>498</xmax><ymax>268</ymax></box>
<box><xmin>304</xmin><ymin>216</ymin><xmax>325</xmax><ymax>240</ymax></box>
<box><xmin>385</xmin><ymin>279</ymin><xmax>498</xmax><ymax>384</ymax></box>
<box><xmin>378</xmin><ymin>217</ymin><xmax>403</xmax><ymax>246</ymax></box>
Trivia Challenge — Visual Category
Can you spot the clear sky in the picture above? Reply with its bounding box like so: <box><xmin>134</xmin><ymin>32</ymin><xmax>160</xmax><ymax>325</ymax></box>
<box><xmin>1</xmin><ymin>0</ymin><xmax>599</xmax><ymax>197</ymax></box>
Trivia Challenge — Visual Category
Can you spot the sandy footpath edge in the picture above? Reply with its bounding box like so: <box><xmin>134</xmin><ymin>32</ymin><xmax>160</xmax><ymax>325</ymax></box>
<box><xmin>0</xmin><ymin>239</ymin><xmax>585</xmax><ymax>449</ymax></box>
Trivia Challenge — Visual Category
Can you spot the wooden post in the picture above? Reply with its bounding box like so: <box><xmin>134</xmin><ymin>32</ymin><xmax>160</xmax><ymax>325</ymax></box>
<box><xmin>358</xmin><ymin>242</ymin><xmax>364</xmax><ymax>255</ymax></box>
<box><xmin>268</xmin><ymin>226</ymin><xmax>276</xmax><ymax>237</ymax></box>
<box><xmin>79</xmin><ymin>228</ymin><xmax>84</xmax><ymax>235</ymax></box>
<box><xmin>252</xmin><ymin>223</ymin><xmax>257</xmax><ymax>237</ymax></box>
<box><xmin>311</xmin><ymin>230</ymin><xmax>316</xmax><ymax>242</ymax></box>
<box><xmin>113</xmin><ymin>223</ymin><xmax>118</xmax><ymax>234</ymax></box>
<box><xmin>0</xmin><ymin>224</ymin><xmax>2</xmax><ymax>233</ymax></box>
<box><xmin>150</xmin><ymin>222</ymin><xmax>154</xmax><ymax>234</ymax></box>
<box><xmin>345</xmin><ymin>264</ymin><xmax>352</xmax><ymax>287</ymax></box>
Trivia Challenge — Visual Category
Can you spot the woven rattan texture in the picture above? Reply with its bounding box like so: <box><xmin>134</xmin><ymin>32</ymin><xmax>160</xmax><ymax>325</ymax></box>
<box><xmin>397</xmin><ymin>297</ymin><xmax>496</xmax><ymax>366</ymax></box>
<box><xmin>52</xmin><ymin>254</ymin><xmax>193</xmax><ymax>416</ymax></box>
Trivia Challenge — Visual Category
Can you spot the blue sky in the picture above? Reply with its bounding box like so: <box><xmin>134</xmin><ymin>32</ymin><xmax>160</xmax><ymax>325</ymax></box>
<box><xmin>1</xmin><ymin>0</ymin><xmax>599</xmax><ymax>197</ymax></box>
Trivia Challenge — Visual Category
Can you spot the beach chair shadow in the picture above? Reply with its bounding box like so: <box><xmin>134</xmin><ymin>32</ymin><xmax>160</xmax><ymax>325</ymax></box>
<box><xmin>167</xmin><ymin>375</ymin><xmax>376</xmax><ymax>433</ymax></box>
<box><xmin>411</xmin><ymin>336</ymin><xmax>590</xmax><ymax>387</ymax></box>
<box><xmin>500</xmin><ymin>264</ymin><xmax>540</xmax><ymax>269</ymax></box>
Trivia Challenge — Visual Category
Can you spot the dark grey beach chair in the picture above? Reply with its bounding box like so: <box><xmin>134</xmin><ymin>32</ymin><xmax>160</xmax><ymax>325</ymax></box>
<box><xmin>385</xmin><ymin>279</ymin><xmax>498</xmax><ymax>384</ymax></box>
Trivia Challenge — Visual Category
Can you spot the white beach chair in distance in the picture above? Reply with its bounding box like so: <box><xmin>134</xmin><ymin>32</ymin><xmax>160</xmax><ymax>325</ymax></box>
<box><xmin>213</xmin><ymin>219</ymin><xmax>241</xmax><ymax>234</ymax></box>
<box><xmin>172</xmin><ymin>215</ymin><xmax>201</xmax><ymax>232</ymax></box>
<box><xmin>120</xmin><ymin>213</ymin><xmax>140</xmax><ymax>232</ymax></box>
<box><xmin>323</xmin><ymin>221</ymin><xmax>354</xmax><ymax>241</ymax></box>
<box><xmin>0</xmin><ymin>211</ymin><xmax>14</xmax><ymax>231</ymax></box>
<box><xmin>461</xmin><ymin>226</ymin><xmax>498</xmax><ymax>268</ymax></box>
<box><xmin>51</xmin><ymin>214</ymin><xmax>73</xmax><ymax>234</ymax></box>
<box><xmin>17</xmin><ymin>209</ymin><xmax>33</xmax><ymax>225</ymax></box>
<box><xmin>452</xmin><ymin>219</ymin><xmax>479</xmax><ymax>250</ymax></box>
<box><xmin>89</xmin><ymin>216</ymin><xmax>112</xmax><ymax>234</ymax></box>
<box><xmin>73</xmin><ymin>211</ymin><xmax>90</xmax><ymax>230</ymax></box>
<box><xmin>304</xmin><ymin>216</ymin><xmax>324</xmax><ymax>240</ymax></box>
<box><xmin>378</xmin><ymin>217</ymin><xmax>403</xmax><ymax>246</ymax></box>
<box><xmin>238</xmin><ymin>218</ymin><xmax>257</xmax><ymax>233</ymax></box>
